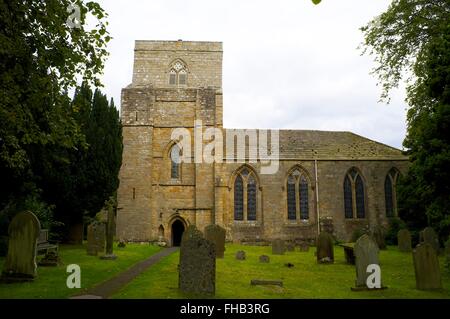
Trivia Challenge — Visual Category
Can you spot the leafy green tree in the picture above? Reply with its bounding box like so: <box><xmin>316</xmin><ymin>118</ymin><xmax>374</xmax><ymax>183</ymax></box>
<box><xmin>39</xmin><ymin>84</ymin><xmax>122</xmax><ymax>237</ymax></box>
<box><xmin>361</xmin><ymin>0</ymin><xmax>450</xmax><ymax>243</ymax></box>
<box><xmin>0</xmin><ymin>0</ymin><xmax>110</xmax><ymax>211</ymax></box>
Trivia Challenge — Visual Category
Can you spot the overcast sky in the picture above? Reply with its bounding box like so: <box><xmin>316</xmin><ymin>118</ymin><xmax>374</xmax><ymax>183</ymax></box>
<box><xmin>96</xmin><ymin>0</ymin><xmax>407</xmax><ymax>149</ymax></box>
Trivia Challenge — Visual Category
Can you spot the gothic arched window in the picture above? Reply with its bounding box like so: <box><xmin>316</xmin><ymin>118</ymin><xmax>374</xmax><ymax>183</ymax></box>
<box><xmin>168</xmin><ymin>60</ymin><xmax>188</xmax><ymax>86</ymax></box>
<box><xmin>286</xmin><ymin>168</ymin><xmax>310</xmax><ymax>220</ymax></box>
<box><xmin>233</xmin><ymin>167</ymin><xmax>259</xmax><ymax>221</ymax></box>
<box><xmin>344</xmin><ymin>168</ymin><xmax>366</xmax><ymax>219</ymax></box>
<box><xmin>170</xmin><ymin>144</ymin><xmax>181</xmax><ymax>179</ymax></box>
<box><xmin>385</xmin><ymin>168</ymin><xmax>400</xmax><ymax>217</ymax></box>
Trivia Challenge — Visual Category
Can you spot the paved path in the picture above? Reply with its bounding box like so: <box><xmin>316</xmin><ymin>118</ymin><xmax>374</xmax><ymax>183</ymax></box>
<box><xmin>71</xmin><ymin>247</ymin><xmax>179</xmax><ymax>299</ymax></box>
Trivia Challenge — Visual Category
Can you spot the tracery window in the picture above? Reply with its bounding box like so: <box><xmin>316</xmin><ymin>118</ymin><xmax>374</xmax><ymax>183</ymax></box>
<box><xmin>168</xmin><ymin>60</ymin><xmax>188</xmax><ymax>86</ymax></box>
<box><xmin>234</xmin><ymin>167</ymin><xmax>259</xmax><ymax>221</ymax></box>
<box><xmin>286</xmin><ymin>168</ymin><xmax>309</xmax><ymax>220</ymax></box>
<box><xmin>344</xmin><ymin>167</ymin><xmax>366</xmax><ymax>219</ymax></box>
<box><xmin>385</xmin><ymin>168</ymin><xmax>400</xmax><ymax>217</ymax></box>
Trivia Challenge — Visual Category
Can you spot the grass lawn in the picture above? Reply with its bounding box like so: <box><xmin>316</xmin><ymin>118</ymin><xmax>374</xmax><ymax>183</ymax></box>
<box><xmin>0</xmin><ymin>243</ymin><xmax>161</xmax><ymax>298</ymax></box>
<box><xmin>114</xmin><ymin>244</ymin><xmax>450</xmax><ymax>299</ymax></box>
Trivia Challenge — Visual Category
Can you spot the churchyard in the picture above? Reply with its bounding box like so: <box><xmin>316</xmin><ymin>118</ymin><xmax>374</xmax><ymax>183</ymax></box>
<box><xmin>114</xmin><ymin>242</ymin><xmax>450</xmax><ymax>299</ymax></box>
<box><xmin>0</xmin><ymin>241</ymin><xmax>449</xmax><ymax>298</ymax></box>
<box><xmin>0</xmin><ymin>212</ymin><xmax>448</xmax><ymax>299</ymax></box>
<box><xmin>0</xmin><ymin>244</ymin><xmax>161</xmax><ymax>298</ymax></box>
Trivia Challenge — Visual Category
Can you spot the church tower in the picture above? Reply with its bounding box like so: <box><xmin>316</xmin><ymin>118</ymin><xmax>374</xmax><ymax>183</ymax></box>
<box><xmin>117</xmin><ymin>40</ymin><xmax>223</xmax><ymax>243</ymax></box>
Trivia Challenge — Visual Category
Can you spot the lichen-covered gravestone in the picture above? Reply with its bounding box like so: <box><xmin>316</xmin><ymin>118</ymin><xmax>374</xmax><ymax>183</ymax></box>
<box><xmin>272</xmin><ymin>239</ymin><xmax>286</xmax><ymax>255</ymax></box>
<box><xmin>352</xmin><ymin>234</ymin><xmax>384</xmax><ymax>290</ymax></box>
<box><xmin>204</xmin><ymin>224</ymin><xmax>226</xmax><ymax>258</ymax></box>
<box><xmin>316</xmin><ymin>232</ymin><xmax>334</xmax><ymax>263</ymax></box>
<box><xmin>413</xmin><ymin>243</ymin><xmax>442</xmax><ymax>290</ymax></box>
<box><xmin>1</xmin><ymin>211</ymin><xmax>41</xmax><ymax>282</ymax></box>
<box><xmin>178</xmin><ymin>225</ymin><xmax>215</xmax><ymax>295</ymax></box>
<box><xmin>397</xmin><ymin>229</ymin><xmax>412</xmax><ymax>252</ymax></box>
<box><xmin>87</xmin><ymin>221</ymin><xmax>106</xmax><ymax>256</ymax></box>
<box><xmin>371</xmin><ymin>225</ymin><xmax>386</xmax><ymax>250</ymax></box>
<box><xmin>420</xmin><ymin>227</ymin><xmax>440</xmax><ymax>253</ymax></box>
<box><xmin>236</xmin><ymin>250</ymin><xmax>246</xmax><ymax>260</ymax></box>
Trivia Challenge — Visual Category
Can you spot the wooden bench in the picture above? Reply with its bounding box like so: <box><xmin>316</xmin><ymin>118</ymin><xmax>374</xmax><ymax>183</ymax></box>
<box><xmin>339</xmin><ymin>243</ymin><xmax>355</xmax><ymax>265</ymax></box>
<box><xmin>37</xmin><ymin>229</ymin><xmax>59</xmax><ymax>256</ymax></box>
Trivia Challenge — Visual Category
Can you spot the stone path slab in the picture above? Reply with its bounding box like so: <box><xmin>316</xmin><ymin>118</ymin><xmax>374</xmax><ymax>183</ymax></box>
<box><xmin>70</xmin><ymin>247</ymin><xmax>178</xmax><ymax>299</ymax></box>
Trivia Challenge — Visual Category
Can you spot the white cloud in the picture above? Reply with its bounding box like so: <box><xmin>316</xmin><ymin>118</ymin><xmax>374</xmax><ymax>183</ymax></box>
<box><xmin>96</xmin><ymin>0</ymin><xmax>407</xmax><ymax>149</ymax></box>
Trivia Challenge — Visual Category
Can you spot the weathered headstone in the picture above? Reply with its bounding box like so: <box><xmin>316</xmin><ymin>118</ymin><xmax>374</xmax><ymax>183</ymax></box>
<box><xmin>397</xmin><ymin>229</ymin><xmax>412</xmax><ymax>252</ymax></box>
<box><xmin>87</xmin><ymin>221</ymin><xmax>106</xmax><ymax>256</ymax></box>
<box><xmin>272</xmin><ymin>239</ymin><xmax>286</xmax><ymax>255</ymax></box>
<box><xmin>286</xmin><ymin>243</ymin><xmax>295</xmax><ymax>252</ymax></box>
<box><xmin>299</xmin><ymin>242</ymin><xmax>310</xmax><ymax>252</ymax></box>
<box><xmin>236</xmin><ymin>250</ymin><xmax>246</xmax><ymax>260</ymax></box>
<box><xmin>204</xmin><ymin>224</ymin><xmax>226</xmax><ymax>258</ymax></box>
<box><xmin>413</xmin><ymin>243</ymin><xmax>442</xmax><ymax>290</ymax></box>
<box><xmin>1</xmin><ymin>211</ymin><xmax>40</xmax><ymax>282</ymax></box>
<box><xmin>352</xmin><ymin>234</ymin><xmax>383</xmax><ymax>290</ymax></box>
<box><xmin>100</xmin><ymin>199</ymin><xmax>117</xmax><ymax>260</ymax></box>
<box><xmin>178</xmin><ymin>225</ymin><xmax>215</xmax><ymax>295</ymax></box>
<box><xmin>259</xmin><ymin>255</ymin><xmax>270</xmax><ymax>263</ymax></box>
<box><xmin>420</xmin><ymin>227</ymin><xmax>440</xmax><ymax>253</ymax></box>
<box><xmin>316</xmin><ymin>232</ymin><xmax>334</xmax><ymax>263</ymax></box>
<box><xmin>371</xmin><ymin>225</ymin><xmax>386</xmax><ymax>250</ymax></box>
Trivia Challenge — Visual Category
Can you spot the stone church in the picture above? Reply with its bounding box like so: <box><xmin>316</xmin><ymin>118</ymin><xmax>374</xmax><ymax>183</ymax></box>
<box><xmin>116</xmin><ymin>40</ymin><xmax>409</xmax><ymax>246</ymax></box>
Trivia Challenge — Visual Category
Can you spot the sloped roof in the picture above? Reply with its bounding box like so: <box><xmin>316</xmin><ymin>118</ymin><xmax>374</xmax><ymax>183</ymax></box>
<box><xmin>224</xmin><ymin>129</ymin><xmax>408</xmax><ymax>160</ymax></box>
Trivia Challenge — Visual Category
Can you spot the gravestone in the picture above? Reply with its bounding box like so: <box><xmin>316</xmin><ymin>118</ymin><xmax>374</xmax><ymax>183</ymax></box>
<box><xmin>259</xmin><ymin>255</ymin><xmax>270</xmax><ymax>263</ymax></box>
<box><xmin>178</xmin><ymin>225</ymin><xmax>215</xmax><ymax>295</ymax></box>
<box><xmin>204</xmin><ymin>224</ymin><xmax>226</xmax><ymax>258</ymax></box>
<box><xmin>286</xmin><ymin>243</ymin><xmax>295</xmax><ymax>252</ymax></box>
<box><xmin>236</xmin><ymin>250</ymin><xmax>246</xmax><ymax>260</ymax></box>
<box><xmin>420</xmin><ymin>227</ymin><xmax>440</xmax><ymax>253</ymax></box>
<box><xmin>100</xmin><ymin>200</ymin><xmax>117</xmax><ymax>260</ymax></box>
<box><xmin>272</xmin><ymin>239</ymin><xmax>286</xmax><ymax>255</ymax></box>
<box><xmin>87</xmin><ymin>222</ymin><xmax>106</xmax><ymax>256</ymax></box>
<box><xmin>413</xmin><ymin>243</ymin><xmax>442</xmax><ymax>290</ymax></box>
<box><xmin>316</xmin><ymin>232</ymin><xmax>334</xmax><ymax>263</ymax></box>
<box><xmin>352</xmin><ymin>234</ymin><xmax>383</xmax><ymax>290</ymax></box>
<box><xmin>1</xmin><ymin>211</ymin><xmax>41</xmax><ymax>282</ymax></box>
<box><xmin>397</xmin><ymin>229</ymin><xmax>412</xmax><ymax>252</ymax></box>
<box><xmin>299</xmin><ymin>242</ymin><xmax>310</xmax><ymax>252</ymax></box>
<box><xmin>371</xmin><ymin>226</ymin><xmax>386</xmax><ymax>250</ymax></box>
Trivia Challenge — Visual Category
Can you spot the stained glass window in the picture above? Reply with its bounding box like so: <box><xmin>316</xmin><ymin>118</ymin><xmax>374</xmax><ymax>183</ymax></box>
<box><xmin>300</xmin><ymin>176</ymin><xmax>309</xmax><ymax>219</ymax></box>
<box><xmin>234</xmin><ymin>175</ymin><xmax>244</xmax><ymax>220</ymax></box>
<box><xmin>169</xmin><ymin>60</ymin><xmax>187</xmax><ymax>85</ymax></box>
<box><xmin>344</xmin><ymin>175</ymin><xmax>353</xmax><ymax>218</ymax></box>
<box><xmin>287</xmin><ymin>175</ymin><xmax>296</xmax><ymax>220</ymax></box>
<box><xmin>247</xmin><ymin>175</ymin><xmax>256</xmax><ymax>220</ymax></box>
<box><xmin>355</xmin><ymin>175</ymin><xmax>365</xmax><ymax>218</ymax></box>
<box><xmin>385</xmin><ymin>175</ymin><xmax>394</xmax><ymax>217</ymax></box>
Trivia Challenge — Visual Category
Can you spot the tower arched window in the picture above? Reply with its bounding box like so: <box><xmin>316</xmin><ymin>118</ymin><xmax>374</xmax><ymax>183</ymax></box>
<box><xmin>343</xmin><ymin>167</ymin><xmax>366</xmax><ymax>219</ymax></box>
<box><xmin>170</xmin><ymin>144</ymin><xmax>181</xmax><ymax>180</ymax></box>
<box><xmin>233</xmin><ymin>167</ymin><xmax>259</xmax><ymax>221</ymax></box>
<box><xmin>286</xmin><ymin>168</ymin><xmax>309</xmax><ymax>220</ymax></box>
<box><xmin>168</xmin><ymin>60</ymin><xmax>188</xmax><ymax>86</ymax></box>
<box><xmin>385</xmin><ymin>168</ymin><xmax>400</xmax><ymax>217</ymax></box>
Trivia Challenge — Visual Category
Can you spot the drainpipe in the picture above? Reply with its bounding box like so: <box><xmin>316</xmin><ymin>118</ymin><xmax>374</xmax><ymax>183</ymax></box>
<box><xmin>315</xmin><ymin>159</ymin><xmax>320</xmax><ymax>235</ymax></box>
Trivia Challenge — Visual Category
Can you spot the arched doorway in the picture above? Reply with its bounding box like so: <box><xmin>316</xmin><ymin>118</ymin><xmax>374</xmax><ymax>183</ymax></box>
<box><xmin>171</xmin><ymin>219</ymin><xmax>185</xmax><ymax>246</ymax></box>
